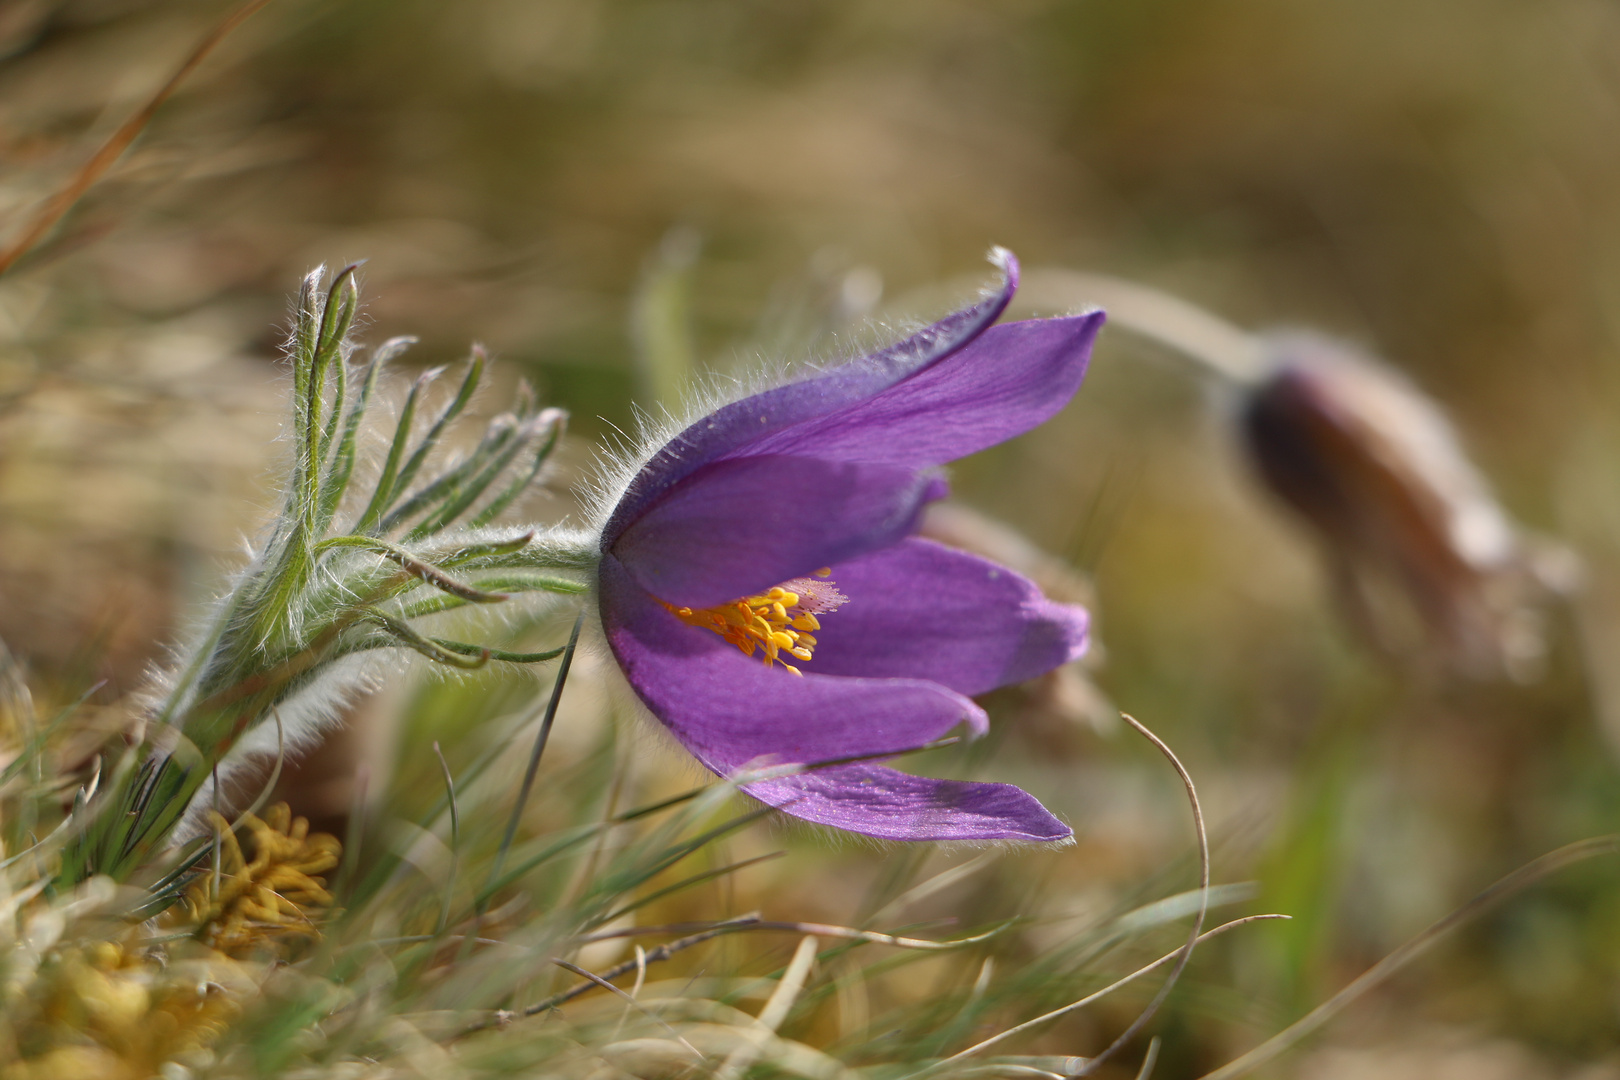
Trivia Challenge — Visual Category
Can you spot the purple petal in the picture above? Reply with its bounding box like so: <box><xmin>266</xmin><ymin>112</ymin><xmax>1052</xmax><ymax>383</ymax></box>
<box><xmin>600</xmin><ymin>554</ymin><xmax>988</xmax><ymax>771</ymax></box>
<box><xmin>744</xmin><ymin>764</ymin><xmax>1072</xmax><ymax>842</ymax></box>
<box><xmin>805</xmin><ymin>538</ymin><xmax>1089</xmax><ymax>695</ymax></box>
<box><xmin>611</xmin><ymin>454</ymin><xmax>935</xmax><ymax>610</ymax></box>
<box><xmin>602</xmin><ymin>252</ymin><xmax>1019</xmax><ymax>547</ymax></box>
<box><xmin>745</xmin><ymin>312</ymin><xmax>1104</xmax><ymax>469</ymax></box>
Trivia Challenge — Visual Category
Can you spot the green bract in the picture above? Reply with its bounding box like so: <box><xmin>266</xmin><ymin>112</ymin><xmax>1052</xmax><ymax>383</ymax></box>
<box><xmin>60</xmin><ymin>267</ymin><xmax>595</xmax><ymax>889</ymax></box>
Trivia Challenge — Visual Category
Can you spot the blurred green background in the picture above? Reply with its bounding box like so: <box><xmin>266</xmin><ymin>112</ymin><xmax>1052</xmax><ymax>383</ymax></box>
<box><xmin>5</xmin><ymin>0</ymin><xmax>1620</xmax><ymax>1074</ymax></box>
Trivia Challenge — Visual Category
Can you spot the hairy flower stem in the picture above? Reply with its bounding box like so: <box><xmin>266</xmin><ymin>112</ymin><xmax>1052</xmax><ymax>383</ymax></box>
<box><xmin>55</xmin><ymin>269</ymin><xmax>591</xmax><ymax>891</ymax></box>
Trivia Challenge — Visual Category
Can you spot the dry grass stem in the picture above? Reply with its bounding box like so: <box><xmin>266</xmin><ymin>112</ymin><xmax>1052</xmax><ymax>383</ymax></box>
<box><xmin>1073</xmin><ymin>713</ymin><xmax>1210</xmax><ymax>1076</ymax></box>
<box><xmin>714</xmin><ymin>934</ymin><xmax>819</xmax><ymax>1080</ymax></box>
<box><xmin>0</xmin><ymin>0</ymin><xmax>276</xmax><ymax>275</ymax></box>
<box><xmin>1196</xmin><ymin>834</ymin><xmax>1620</xmax><ymax>1080</ymax></box>
<box><xmin>926</xmin><ymin>914</ymin><xmax>1289</xmax><ymax>1072</ymax></box>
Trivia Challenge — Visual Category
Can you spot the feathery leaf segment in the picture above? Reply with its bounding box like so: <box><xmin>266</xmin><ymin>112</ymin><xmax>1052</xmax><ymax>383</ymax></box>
<box><xmin>59</xmin><ymin>267</ymin><xmax>593</xmax><ymax>888</ymax></box>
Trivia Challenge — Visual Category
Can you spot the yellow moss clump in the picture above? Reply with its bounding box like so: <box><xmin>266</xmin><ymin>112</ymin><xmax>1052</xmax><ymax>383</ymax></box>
<box><xmin>0</xmin><ymin>939</ymin><xmax>250</xmax><ymax>1080</ymax></box>
<box><xmin>0</xmin><ymin>806</ymin><xmax>342</xmax><ymax>1078</ymax></box>
<box><xmin>176</xmin><ymin>803</ymin><xmax>342</xmax><ymax>955</ymax></box>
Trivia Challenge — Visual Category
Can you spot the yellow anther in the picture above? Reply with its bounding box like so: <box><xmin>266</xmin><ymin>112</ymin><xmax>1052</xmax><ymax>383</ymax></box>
<box><xmin>660</xmin><ymin>573</ymin><xmax>848</xmax><ymax>673</ymax></box>
<box><xmin>814</xmin><ymin>567</ymin><xmax>832</xmax><ymax>578</ymax></box>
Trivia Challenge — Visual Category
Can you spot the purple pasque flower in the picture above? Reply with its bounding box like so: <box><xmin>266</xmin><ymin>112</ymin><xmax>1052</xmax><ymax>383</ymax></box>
<box><xmin>597</xmin><ymin>250</ymin><xmax>1103</xmax><ymax>842</ymax></box>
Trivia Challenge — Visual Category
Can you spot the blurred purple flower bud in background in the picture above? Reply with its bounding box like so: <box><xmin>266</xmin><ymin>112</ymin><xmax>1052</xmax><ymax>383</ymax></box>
<box><xmin>1021</xmin><ymin>269</ymin><xmax>1573</xmax><ymax>682</ymax></box>
<box><xmin>1241</xmin><ymin>332</ymin><xmax>1573</xmax><ymax>681</ymax></box>
<box><xmin>596</xmin><ymin>251</ymin><xmax>1103</xmax><ymax>841</ymax></box>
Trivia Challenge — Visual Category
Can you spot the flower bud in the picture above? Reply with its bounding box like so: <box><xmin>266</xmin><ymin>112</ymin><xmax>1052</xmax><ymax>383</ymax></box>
<box><xmin>919</xmin><ymin>502</ymin><xmax>1115</xmax><ymax>738</ymax></box>
<box><xmin>1240</xmin><ymin>332</ymin><xmax>1571</xmax><ymax>680</ymax></box>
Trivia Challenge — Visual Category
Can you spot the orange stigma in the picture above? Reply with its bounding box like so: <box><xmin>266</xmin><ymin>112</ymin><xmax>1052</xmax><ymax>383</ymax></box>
<box><xmin>661</xmin><ymin>570</ymin><xmax>846</xmax><ymax>676</ymax></box>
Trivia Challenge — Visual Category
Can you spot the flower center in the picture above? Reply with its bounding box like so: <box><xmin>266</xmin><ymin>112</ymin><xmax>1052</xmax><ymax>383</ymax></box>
<box><xmin>661</xmin><ymin>568</ymin><xmax>848</xmax><ymax>676</ymax></box>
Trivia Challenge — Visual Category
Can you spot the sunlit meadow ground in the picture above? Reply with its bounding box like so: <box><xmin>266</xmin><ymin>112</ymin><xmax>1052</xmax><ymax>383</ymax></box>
<box><xmin>4</xmin><ymin>0</ymin><xmax>1620</xmax><ymax>1076</ymax></box>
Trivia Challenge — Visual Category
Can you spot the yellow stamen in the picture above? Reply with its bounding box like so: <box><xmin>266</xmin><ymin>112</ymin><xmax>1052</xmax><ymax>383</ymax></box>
<box><xmin>661</xmin><ymin>574</ymin><xmax>848</xmax><ymax>672</ymax></box>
